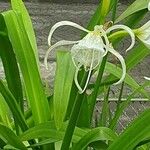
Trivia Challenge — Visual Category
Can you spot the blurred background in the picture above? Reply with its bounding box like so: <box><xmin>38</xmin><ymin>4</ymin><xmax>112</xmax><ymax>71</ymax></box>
<box><xmin>0</xmin><ymin>0</ymin><xmax>150</xmax><ymax>131</ymax></box>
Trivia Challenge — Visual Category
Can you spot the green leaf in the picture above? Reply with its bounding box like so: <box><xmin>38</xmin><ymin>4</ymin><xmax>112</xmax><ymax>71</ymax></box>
<box><xmin>0</xmin><ymin>35</ymin><xmax>24</xmax><ymax>113</ymax></box>
<box><xmin>72</xmin><ymin>127</ymin><xmax>117</xmax><ymax>150</ymax></box>
<box><xmin>109</xmin><ymin>81</ymin><xmax>150</xmax><ymax>130</ymax></box>
<box><xmin>20</xmin><ymin>121</ymin><xmax>88</xmax><ymax>143</ymax></box>
<box><xmin>105</xmin><ymin>62</ymin><xmax>150</xmax><ymax>98</ymax></box>
<box><xmin>99</xmin><ymin>87</ymin><xmax>110</xmax><ymax>127</ymax></box>
<box><xmin>77</xmin><ymin>95</ymin><xmax>90</xmax><ymax>128</ymax></box>
<box><xmin>0</xmin><ymin>94</ymin><xmax>11</xmax><ymax>128</ymax></box>
<box><xmin>2</xmin><ymin>10</ymin><xmax>50</xmax><ymax>124</ymax></box>
<box><xmin>11</xmin><ymin>0</ymin><xmax>38</xmax><ymax>59</ymax></box>
<box><xmin>84</xmin><ymin>3</ymin><xmax>101</xmax><ymax>32</ymax></box>
<box><xmin>82</xmin><ymin>0</ymin><xmax>110</xmax><ymax>37</ymax></box>
<box><xmin>126</xmin><ymin>43</ymin><xmax>150</xmax><ymax>70</ymax></box>
<box><xmin>4</xmin><ymin>145</ymin><xmax>21</xmax><ymax>150</ymax></box>
<box><xmin>27</xmin><ymin>138</ymin><xmax>59</xmax><ymax>148</ymax></box>
<box><xmin>54</xmin><ymin>51</ymin><xmax>75</xmax><ymax>129</ymax></box>
<box><xmin>108</xmin><ymin>109</ymin><xmax>150</xmax><ymax>150</ymax></box>
<box><xmin>0</xmin><ymin>80</ymin><xmax>28</xmax><ymax>131</ymax></box>
<box><xmin>115</xmin><ymin>0</ymin><xmax>149</xmax><ymax>23</ymax></box>
<box><xmin>124</xmin><ymin>9</ymin><xmax>148</xmax><ymax>28</ymax></box>
<box><xmin>0</xmin><ymin>124</ymin><xmax>27</xmax><ymax>150</ymax></box>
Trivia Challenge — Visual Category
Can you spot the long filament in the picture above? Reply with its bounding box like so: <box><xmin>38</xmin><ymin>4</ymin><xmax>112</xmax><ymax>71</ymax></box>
<box><xmin>79</xmin><ymin>49</ymin><xmax>95</xmax><ymax>94</ymax></box>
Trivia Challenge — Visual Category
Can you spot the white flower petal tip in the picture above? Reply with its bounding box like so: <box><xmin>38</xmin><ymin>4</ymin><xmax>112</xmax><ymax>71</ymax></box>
<box><xmin>148</xmin><ymin>2</ymin><xmax>150</xmax><ymax>11</ymax></box>
<box><xmin>106</xmin><ymin>25</ymin><xmax>135</xmax><ymax>52</ymax></box>
<box><xmin>144</xmin><ymin>76</ymin><xmax>150</xmax><ymax>80</ymax></box>
<box><xmin>109</xmin><ymin>46</ymin><xmax>126</xmax><ymax>85</ymax></box>
<box><xmin>136</xmin><ymin>21</ymin><xmax>150</xmax><ymax>49</ymax></box>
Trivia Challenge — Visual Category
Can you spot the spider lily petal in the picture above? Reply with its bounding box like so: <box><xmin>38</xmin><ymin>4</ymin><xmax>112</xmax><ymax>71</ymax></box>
<box><xmin>136</xmin><ymin>20</ymin><xmax>150</xmax><ymax>49</ymax></box>
<box><xmin>144</xmin><ymin>76</ymin><xmax>150</xmax><ymax>80</ymax></box>
<box><xmin>106</xmin><ymin>25</ymin><xmax>135</xmax><ymax>51</ymax></box>
<box><xmin>148</xmin><ymin>2</ymin><xmax>150</xmax><ymax>11</ymax></box>
<box><xmin>109</xmin><ymin>46</ymin><xmax>126</xmax><ymax>85</ymax></box>
<box><xmin>48</xmin><ymin>21</ymin><xmax>90</xmax><ymax>46</ymax></box>
<box><xmin>44</xmin><ymin>40</ymin><xmax>80</xmax><ymax>69</ymax></box>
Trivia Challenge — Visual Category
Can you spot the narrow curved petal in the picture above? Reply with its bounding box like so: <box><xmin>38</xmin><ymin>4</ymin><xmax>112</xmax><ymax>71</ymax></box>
<box><xmin>48</xmin><ymin>21</ymin><xmax>90</xmax><ymax>46</ymax></box>
<box><xmin>144</xmin><ymin>76</ymin><xmax>150</xmax><ymax>80</ymax></box>
<box><xmin>74</xmin><ymin>65</ymin><xmax>83</xmax><ymax>93</ymax></box>
<box><xmin>109</xmin><ymin>47</ymin><xmax>126</xmax><ymax>85</ymax></box>
<box><xmin>106</xmin><ymin>25</ymin><xmax>135</xmax><ymax>51</ymax></box>
<box><xmin>148</xmin><ymin>2</ymin><xmax>150</xmax><ymax>11</ymax></box>
<box><xmin>44</xmin><ymin>40</ymin><xmax>80</xmax><ymax>69</ymax></box>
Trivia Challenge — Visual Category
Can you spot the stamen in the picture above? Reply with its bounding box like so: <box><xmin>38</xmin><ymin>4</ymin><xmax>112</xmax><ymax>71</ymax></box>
<box><xmin>48</xmin><ymin>21</ymin><xmax>90</xmax><ymax>46</ymax></box>
<box><xmin>99</xmin><ymin>27</ymin><xmax>110</xmax><ymax>56</ymax></box>
<box><xmin>84</xmin><ymin>51</ymin><xmax>91</xmax><ymax>71</ymax></box>
<box><xmin>106</xmin><ymin>25</ymin><xmax>135</xmax><ymax>52</ymax></box>
<box><xmin>79</xmin><ymin>49</ymin><xmax>95</xmax><ymax>94</ymax></box>
<box><xmin>92</xmin><ymin>50</ymin><xmax>102</xmax><ymax>69</ymax></box>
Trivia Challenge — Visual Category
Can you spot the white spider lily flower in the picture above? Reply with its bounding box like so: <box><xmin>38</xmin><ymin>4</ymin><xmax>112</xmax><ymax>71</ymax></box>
<box><xmin>44</xmin><ymin>21</ymin><xmax>135</xmax><ymax>93</ymax></box>
<box><xmin>136</xmin><ymin>20</ymin><xmax>150</xmax><ymax>49</ymax></box>
<box><xmin>144</xmin><ymin>76</ymin><xmax>150</xmax><ymax>80</ymax></box>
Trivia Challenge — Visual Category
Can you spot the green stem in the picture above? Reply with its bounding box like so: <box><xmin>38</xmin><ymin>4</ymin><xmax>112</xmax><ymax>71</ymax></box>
<box><xmin>112</xmin><ymin>0</ymin><xmax>119</xmax><ymax>22</ymax></box>
<box><xmin>108</xmin><ymin>82</ymin><xmax>124</xmax><ymax>130</ymax></box>
<box><xmin>89</xmin><ymin>54</ymin><xmax>108</xmax><ymax>121</ymax></box>
<box><xmin>99</xmin><ymin>86</ymin><xmax>110</xmax><ymax>127</ymax></box>
<box><xmin>116</xmin><ymin>82</ymin><xmax>124</xmax><ymax>110</ymax></box>
<box><xmin>60</xmin><ymin>72</ymin><xmax>88</xmax><ymax>150</ymax></box>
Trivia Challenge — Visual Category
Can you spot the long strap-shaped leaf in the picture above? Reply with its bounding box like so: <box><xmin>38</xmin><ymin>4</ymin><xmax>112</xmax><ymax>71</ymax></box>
<box><xmin>2</xmin><ymin>10</ymin><xmax>50</xmax><ymax>124</ymax></box>
<box><xmin>0</xmin><ymin>94</ymin><xmax>11</xmax><ymax>128</ymax></box>
<box><xmin>105</xmin><ymin>62</ymin><xmax>150</xmax><ymax>98</ymax></box>
<box><xmin>72</xmin><ymin>127</ymin><xmax>117</xmax><ymax>150</ymax></box>
<box><xmin>54</xmin><ymin>51</ymin><xmax>75</xmax><ymax>129</ymax></box>
<box><xmin>11</xmin><ymin>0</ymin><xmax>38</xmax><ymax>62</ymax></box>
<box><xmin>0</xmin><ymin>35</ymin><xmax>24</xmax><ymax>112</ymax></box>
<box><xmin>115</xmin><ymin>0</ymin><xmax>149</xmax><ymax>23</ymax></box>
<box><xmin>108</xmin><ymin>108</ymin><xmax>150</xmax><ymax>150</ymax></box>
<box><xmin>0</xmin><ymin>124</ymin><xmax>27</xmax><ymax>150</ymax></box>
<box><xmin>20</xmin><ymin>121</ymin><xmax>87</xmax><ymax>143</ymax></box>
<box><xmin>0</xmin><ymin>80</ymin><xmax>28</xmax><ymax>131</ymax></box>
